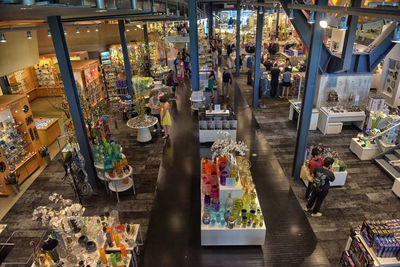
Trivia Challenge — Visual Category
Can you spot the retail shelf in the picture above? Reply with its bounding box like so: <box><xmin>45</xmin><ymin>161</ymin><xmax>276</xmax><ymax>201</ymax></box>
<box><xmin>357</xmin><ymin>233</ymin><xmax>400</xmax><ymax>267</ymax></box>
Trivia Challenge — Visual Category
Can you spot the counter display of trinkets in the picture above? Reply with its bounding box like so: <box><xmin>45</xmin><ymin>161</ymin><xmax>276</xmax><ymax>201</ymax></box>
<box><xmin>31</xmin><ymin>193</ymin><xmax>142</xmax><ymax>267</ymax></box>
<box><xmin>200</xmin><ymin>135</ymin><xmax>266</xmax><ymax>246</ymax></box>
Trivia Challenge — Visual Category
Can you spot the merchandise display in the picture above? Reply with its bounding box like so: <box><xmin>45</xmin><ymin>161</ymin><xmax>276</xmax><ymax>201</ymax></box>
<box><xmin>201</xmin><ymin>133</ymin><xmax>266</xmax><ymax>246</ymax></box>
<box><xmin>198</xmin><ymin>110</ymin><xmax>237</xmax><ymax>143</ymax></box>
<box><xmin>0</xmin><ymin>95</ymin><xmax>44</xmax><ymax>196</ymax></box>
<box><xmin>31</xmin><ymin>193</ymin><xmax>142</xmax><ymax>266</ymax></box>
<box><xmin>341</xmin><ymin>219</ymin><xmax>400</xmax><ymax>266</ymax></box>
<box><xmin>318</xmin><ymin>106</ymin><xmax>366</xmax><ymax>135</ymax></box>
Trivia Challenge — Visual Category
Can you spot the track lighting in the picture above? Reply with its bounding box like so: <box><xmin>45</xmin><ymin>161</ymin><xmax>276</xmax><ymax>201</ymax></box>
<box><xmin>27</xmin><ymin>31</ymin><xmax>32</xmax><ymax>39</ymax></box>
<box><xmin>307</xmin><ymin>11</ymin><xmax>315</xmax><ymax>24</ymax></box>
<box><xmin>0</xmin><ymin>33</ymin><xmax>6</xmax><ymax>43</ymax></box>
<box><xmin>393</xmin><ymin>22</ymin><xmax>400</xmax><ymax>43</ymax></box>
<box><xmin>76</xmin><ymin>28</ymin><xmax>80</xmax><ymax>34</ymax></box>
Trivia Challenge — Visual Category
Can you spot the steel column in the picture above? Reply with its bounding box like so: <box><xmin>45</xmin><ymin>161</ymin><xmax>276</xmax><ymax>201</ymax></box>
<box><xmin>207</xmin><ymin>3</ymin><xmax>213</xmax><ymax>39</ymax></box>
<box><xmin>188</xmin><ymin>0</ymin><xmax>200</xmax><ymax>91</ymax></box>
<box><xmin>292</xmin><ymin>0</ymin><xmax>328</xmax><ymax>179</ymax></box>
<box><xmin>235</xmin><ymin>0</ymin><xmax>241</xmax><ymax>76</ymax></box>
<box><xmin>47</xmin><ymin>16</ymin><xmax>98</xmax><ymax>190</ymax></box>
<box><xmin>252</xmin><ymin>6</ymin><xmax>264</xmax><ymax>107</ymax></box>
<box><xmin>118</xmin><ymin>20</ymin><xmax>134</xmax><ymax>95</ymax></box>
<box><xmin>275</xmin><ymin>7</ymin><xmax>280</xmax><ymax>38</ymax></box>
<box><xmin>341</xmin><ymin>0</ymin><xmax>361</xmax><ymax>71</ymax></box>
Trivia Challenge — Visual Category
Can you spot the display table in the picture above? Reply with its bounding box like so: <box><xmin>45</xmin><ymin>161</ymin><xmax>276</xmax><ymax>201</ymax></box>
<box><xmin>127</xmin><ymin>115</ymin><xmax>158</xmax><ymax>142</ymax></box>
<box><xmin>35</xmin><ymin>118</ymin><xmax>62</xmax><ymax>146</ymax></box>
<box><xmin>288</xmin><ymin>100</ymin><xmax>319</xmax><ymax>130</ymax></box>
<box><xmin>349</xmin><ymin>138</ymin><xmax>380</xmax><ymax>160</ymax></box>
<box><xmin>199</xmin><ymin>129</ymin><xmax>237</xmax><ymax>143</ymax></box>
<box><xmin>318</xmin><ymin>107</ymin><xmax>366</xmax><ymax>135</ymax></box>
<box><xmin>105</xmin><ymin>165</ymin><xmax>136</xmax><ymax>202</ymax></box>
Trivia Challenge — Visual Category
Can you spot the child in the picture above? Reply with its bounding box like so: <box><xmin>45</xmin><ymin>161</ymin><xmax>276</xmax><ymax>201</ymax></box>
<box><xmin>306</xmin><ymin>148</ymin><xmax>323</xmax><ymax>200</ymax></box>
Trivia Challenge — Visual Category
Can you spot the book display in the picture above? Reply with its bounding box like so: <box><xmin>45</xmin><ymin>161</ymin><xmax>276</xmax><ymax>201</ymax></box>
<box><xmin>0</xmin><ymin>95</ymin><xmax>44</xmax><ymax>196</ymax></box>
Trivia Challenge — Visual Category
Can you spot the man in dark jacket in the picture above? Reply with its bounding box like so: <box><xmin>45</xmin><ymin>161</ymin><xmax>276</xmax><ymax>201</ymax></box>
<box><xmin>270</xmin><ymin>63</ymin><xmax>280</xmax><ymax>97</ymax></box>
<box><xmin>304</xmin><ymin>157</ymin><xmax>335</xmax><ymax>217</ymax></box>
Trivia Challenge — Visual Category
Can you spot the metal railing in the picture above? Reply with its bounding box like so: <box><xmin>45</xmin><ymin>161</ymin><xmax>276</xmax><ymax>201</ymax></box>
<box><xmin>368</xmin><ymin>121</ymin><xmax>400</xmax><ymax>153</ymax></box>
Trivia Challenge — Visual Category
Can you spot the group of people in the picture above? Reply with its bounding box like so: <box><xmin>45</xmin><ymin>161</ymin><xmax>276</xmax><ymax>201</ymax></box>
<box><xmin>174</xmin><ymin>48</ymin><xmax>191</xmax><ymax>83</ymax></box>
<box><xmin>263</xmin><ymin>56</ymin><xmax>293</xmax><ymax>99</ymax></box>
<box><xmin>303</xmin><ymin>147</ymin><xmax>336</xmax><ymax>217</ymax></box>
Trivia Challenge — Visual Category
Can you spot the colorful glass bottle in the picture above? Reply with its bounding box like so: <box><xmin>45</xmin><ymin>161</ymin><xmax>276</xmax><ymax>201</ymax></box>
<box><xmin>224</xmin><ymin>193</ymin><xmax>234</xmax><ymax>211</ymax></box>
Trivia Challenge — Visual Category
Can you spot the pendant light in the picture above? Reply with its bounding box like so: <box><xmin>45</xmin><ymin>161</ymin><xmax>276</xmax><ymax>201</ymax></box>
<box><xmin>95</xmin><ymin>26</ymin><xmax>99</xmax><ymax>32</ymax></box>
<box><xmin>86</xmin><ymin>27</ymin><xmax>90</xmax><ymax>33</ymax></box>
<box><xmin>48</xmin><ymin>30</ymin><xmax>51</xmax><ymax>37</ymax></box>
<box><xmin>76</xmin><ymin>27</ymin><xmax>80</xmax><ymax>34</ymax></box>
<box><xmin>393</xmin><ymin>22</ymin><xmax>400</xmax><ymax>43</ymax></box>
<box><xmin>288</xmin><ymin>9</ymin><xmax>294</xmax><ymax>20</ymax></box>
<box><xmin>307</xmin><ymin>11</ymin><xmax>315</xmax><ymax>24</ymax></box>
<box><xmin>0</xmin><ymin>33</ymin><xmax>6</xmax><ymax>43</ymax></box>
<box><xmin>126</xmin><ymin>27</ymin><xmax>130</xmax><ymax>32</ymax></box>
<box><xmin>64</xmin><ymin>29</ymin><xmax>67</xmax><ymax>35</ymax></box>
<box><xmin>27</xmin><ymin>31</ymin><xmax>32</xmax><ymax>39</ymax></box>
<box><xmin>338</xmin><ymin>15</ymin><xmax>347</xmax><ymax>30</ymax></box>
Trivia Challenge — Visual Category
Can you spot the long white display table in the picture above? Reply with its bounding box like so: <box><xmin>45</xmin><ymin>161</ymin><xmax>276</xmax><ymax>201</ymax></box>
<box><xmin>318</xmin><ymin>107</ymin><xmax>366</xmax><ymax>135</ymax></box>
<box><xmin>288</xmin><ymin>100</ymin><xmax>319</xmax><ymax>131</ymax></box>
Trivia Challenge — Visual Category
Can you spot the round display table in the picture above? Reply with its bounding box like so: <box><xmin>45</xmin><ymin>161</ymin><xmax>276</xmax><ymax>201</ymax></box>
<box><xmin>105</xmin><ymin>165</ymin><xmax>136</xmax><ymax>202</ymax></box>
<box><xmin>127</xmin><ymin>115</ymin><xmax>158</xmax><ymax>142</ymax></box>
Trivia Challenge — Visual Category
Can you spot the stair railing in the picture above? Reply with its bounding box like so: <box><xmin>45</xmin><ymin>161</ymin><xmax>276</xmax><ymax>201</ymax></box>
<box><xmin>367</xmin><ymin>121</ymin><xmax>400</xmax><ymax>153</ymax></box>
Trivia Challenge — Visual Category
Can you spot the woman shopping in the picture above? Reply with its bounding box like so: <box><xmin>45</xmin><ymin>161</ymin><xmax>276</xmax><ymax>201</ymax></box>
<box><xmin>160</xmin><ymin>95</ymin><xmax>172</xmax><ymax>139</ymax></box>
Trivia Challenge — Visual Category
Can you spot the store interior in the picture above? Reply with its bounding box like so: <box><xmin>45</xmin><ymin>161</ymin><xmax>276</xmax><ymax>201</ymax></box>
<box><xmin>0</xmin><ymin>0</ymin><xmax>400</xmax><ymax>266</ymax></box>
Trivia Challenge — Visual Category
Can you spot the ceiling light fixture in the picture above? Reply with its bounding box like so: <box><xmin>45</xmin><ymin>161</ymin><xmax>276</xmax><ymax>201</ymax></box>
<box><xmin>76</xmin><ymin>28</ymin><xmax>80</xmax><ymax>34</ymax></box>
<box><xmin>288</xmin><ymin>9</ymin><xmax>294</xmax><ymax>20</ymax></box>
<box><xmin>27</xmin><ymin>31</ymin><xmax>32</xmax><ymax>39</ymax></box>
<box><xmin>307</xmin><ymin>11</ymin><xmax>315</xmax><ymax>24</ymax></box>
<box><xmin>319</xmin><ymin>20</ymin><xmax>328</xmax><ymax>28</ymax></box>
<box><xmin>64</xmin><ymin>29</ymin><xmax>67</xmax><ymax>35</ymax></box>
<box><xmin>126</xmin><ymin>27</ymin><xmax>130</xmax><ymax>32</ymax></box>
<box><xmin>392</xmin><ymin>22</ymin><xmax>400</xmax><ymax>43</ymax></box>
<box><xmin>0</xmin><ymin>33</ymin><xmax>6</xmax><ymax>43</ymax></box>
<box><xmin>86</xmin><ymin>27</ymin><xmax>90</xmax><ymax>33</ymax></box>
<box><xmin>48</xmin><ymin>30</ymin><xmax>51</xmax><ymax>37</ymax></box>
<box><xmin>95</xmin><ymin>26</ymin><xmax>99</xmax><ymax>32</ymax></box>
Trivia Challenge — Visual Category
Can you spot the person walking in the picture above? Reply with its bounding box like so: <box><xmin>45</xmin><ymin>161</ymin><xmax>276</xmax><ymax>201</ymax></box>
<box><xmin>160</xmin><ymin>95</ymin><xmax>172</xmax><ymax>139</ymax></box>
<box><xmin>281</xmin><ymin>67</ymin><xmax>292</xmax><ymax>100</ymax></box>
<box><xmin>222</xmin><ymin>66</ymin><xmax>233</xmax><ymax>101</ymax></box>
<box><xmin>305</xmin><ymin>148</ymin><xmax>324</xmax><ymax>200</ymax></box>
<box><xmin>304</xmin><ymin>157</ymin><xmax>335</xmax><ymax>217</ymax></box>
<box><xmin>148</xmin><ymin>91</ymin><xmax>162</xmax><ymax>133</ymax></box>
<box><xmin>270</xmin><ymin>63</ymin><xmax>281</xmax><ymax>98</ymax></box>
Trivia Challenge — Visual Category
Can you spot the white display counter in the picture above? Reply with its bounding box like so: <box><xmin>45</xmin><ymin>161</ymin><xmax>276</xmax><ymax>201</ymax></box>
<box><xmin>199</xmin><ymin>129</ymin><xmax>237</xmax><ymax>143</ymax></box>
<box><xmin>318</xmin><ymin>107</ymin><xmax>366</xmax><ymax>135</ymax></box>
<box><xmin>288</xmin><ymin>100</ymin><xmax>319</xmax><ymax>131</ymax></box>
<box><xmin>349</xmin><ymin>138</ymin><xmax>380</xmax><ymax>161</ymax></box>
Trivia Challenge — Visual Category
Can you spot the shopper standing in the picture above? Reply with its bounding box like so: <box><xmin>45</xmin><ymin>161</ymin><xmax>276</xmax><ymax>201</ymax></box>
<box><xmin>304</xmin><ymin>157</ymin><xmax>335</xmax><ymax>217</ymax></box>
<box><xmin>211</xmin><ymin>48</ymin><xmax>218</xmax><ymax>70</ymax></box>
<box><xmin>270</xmin><ymin>63</ymin><xmax>281</xmax><ymax>97</ymax></box>
<box><xmin>306</xmin><ymin>148</ymin><xmax>324</xmax><ymax>200</ymax></box>
<box><xmin>174</xmin><ymin>52</ymin><xmax>180</xmax><ymax>79</ymax></box>
<box><xmin>166</xmin><ymin>70</ymin><xmax>176</xmax><ymax>97</ymax></box>
<box><xmin>184</xmin><ymin>53</ymin><xmax>191</xmax><ymax>77</ymax></box>
<box><xmin>160</xmin><ymin>95</ymin><xmax>172</xmax><ymax>139</ymax></box>
<box><xmin>281</xmin><ymin>67</ymin><xmax>292</xmax><ymax>100</ymax></box>
<box><xmin>149</xmin><ymin>91</ymin><xmax>162</xmax><ymax>133</ymax></box>
<box><xmin>222</xmin><ymin>66</ymin><xmax>233</xmax><ymax>101</ymax></box>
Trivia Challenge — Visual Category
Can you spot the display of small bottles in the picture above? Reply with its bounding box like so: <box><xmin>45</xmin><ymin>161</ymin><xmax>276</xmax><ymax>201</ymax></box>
<box><xmin>0</xmin><ymin>119</ymin><xmax>30</xmax><ymax>170</ymax></box>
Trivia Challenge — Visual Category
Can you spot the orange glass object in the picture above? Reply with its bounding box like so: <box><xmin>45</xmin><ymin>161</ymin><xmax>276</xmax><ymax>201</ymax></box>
<box><xmin>99</xmin><ymin>248</ymin><xmax>107</xmax><ymax>264</ymax></box>
<box><xmin>106</xmin><ymin>227</ymin><xmax>113</xmax><ymax>241</ymax></box>
<box><xmin>120</xmin><ymin>245</ymin><xmax>127</xmax><ymax>257</ymax></box>
<box><xmin>114</xmin><ymin>232</ymin><xmax>120</xmax><ymax>247</ymax></box>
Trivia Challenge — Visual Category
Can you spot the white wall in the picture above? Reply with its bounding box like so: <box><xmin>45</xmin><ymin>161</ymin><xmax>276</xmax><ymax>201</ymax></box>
<box><xmin>330</xmin><ymin>28</ymin><xmax>346</xmax><ymax>53</ymax></box>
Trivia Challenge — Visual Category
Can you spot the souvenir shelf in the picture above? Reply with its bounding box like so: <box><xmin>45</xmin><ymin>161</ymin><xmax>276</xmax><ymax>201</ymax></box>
<box><xmin>0</xmin><ymin>95</ymin><xmax>44</xmax><ymax>196</ymax></box>
<box><xmin>71</xmin><ymin>60</ymin><xmax>105</xmax><ymax>107</ymax></box>
<box><xmin>200</xmin><ymin>157</ymin><xmax>266</xmax><ymax>246</ymax></box>
<box><xmin>35</xmin><ymin>118</ymin><xmax>61</xmax><ymax>146</ymax></box>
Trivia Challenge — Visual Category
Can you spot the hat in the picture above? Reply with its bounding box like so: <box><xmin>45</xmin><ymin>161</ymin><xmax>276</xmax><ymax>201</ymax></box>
<box><xmin>224</xmin><ymin>66</ymin><xmax>228</xmax><ymax>70</ymax></box>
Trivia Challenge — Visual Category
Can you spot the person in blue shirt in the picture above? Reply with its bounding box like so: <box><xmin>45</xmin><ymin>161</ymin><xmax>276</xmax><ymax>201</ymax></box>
<box><xmin>281</xmin><ymin>67</ymin><xmax>292</xmax><ymax>100</ymax></box>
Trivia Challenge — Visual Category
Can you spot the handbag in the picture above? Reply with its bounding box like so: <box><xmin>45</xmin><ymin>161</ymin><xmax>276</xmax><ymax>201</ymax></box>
<box><xmin>300</xmin><ymin>163</ymin><xmax>313</xmax><ymax>182</ymax></box>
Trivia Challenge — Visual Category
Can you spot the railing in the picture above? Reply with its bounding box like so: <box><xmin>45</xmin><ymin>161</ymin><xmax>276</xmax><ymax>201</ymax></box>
<box><xmin>368</xmin><ymin>121</ymin><xmax>400</xmax><ymax>153</ymax></box>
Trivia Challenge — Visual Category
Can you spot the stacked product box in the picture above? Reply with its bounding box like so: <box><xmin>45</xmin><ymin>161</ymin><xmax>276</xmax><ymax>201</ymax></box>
<box><xmin>340</xmin><ymin>251</ymin><xmax>356</xmax><ymax>267</ymax></box>
<box><xmin>348</xmin><ymin>235</ymin><xmax>374</xmax><ymax>267</ymax></box>
<box><xmin>361</xmin><ymin>220</ymin><xmax>400</xmax><ymax>259</ymax></box>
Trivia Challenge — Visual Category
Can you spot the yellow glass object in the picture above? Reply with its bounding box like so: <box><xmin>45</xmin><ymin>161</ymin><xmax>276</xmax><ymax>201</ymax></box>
<box><xmin>99</xmin><ymin>248</ymin><xmax>107</xmax><ymax>264</ymax></box>
<box><xmin>114</xmin><ymin>232</ymin><xmax>120</xmax><ymax>247</ymax></box>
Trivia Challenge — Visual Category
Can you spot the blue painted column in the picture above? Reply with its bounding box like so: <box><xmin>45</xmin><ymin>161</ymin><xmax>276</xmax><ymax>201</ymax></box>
<box><xmin>188</xmin><ymin>0</ymin><xmax>199</xmax><ymax>91</ymax></box>
<box><xmin>252</xmin><ymin>6</ymin><xmax>264</xmax><ymax>107</ymax></box>
<box><xmin>341</xmin><ymin>0</ymin><xmax>361</xmax><ymax>71</ymax></box>
<box><xmin>292</xmin><ymin>0</ymin><xmax>329</xmax><ymax>179</ymax></box>
<box><xmin>235</xmin><ymin>0</ymin><xmax>241</xmax><ymax>76</ymax></box>
<box><xmin>47</xmin><ymin>16</ymin><xmax>98</xmax><ymax>190</ymax></box>
<box><xmin>118</xmin><ymin>20</ymin><xmax>134</xmax><ymax>95</ymax></box>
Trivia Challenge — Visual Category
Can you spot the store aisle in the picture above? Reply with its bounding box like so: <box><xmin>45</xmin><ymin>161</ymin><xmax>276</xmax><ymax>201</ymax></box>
<box><xmin>142</xmin><ymin>79</ymin><xmax>330</xmax><ymax>266</ymax></box>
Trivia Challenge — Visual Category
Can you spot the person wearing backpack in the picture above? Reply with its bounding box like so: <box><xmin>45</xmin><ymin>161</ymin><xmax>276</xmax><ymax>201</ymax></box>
<box><xmin>304</xmin><ymin>157</ymin><xmax>335</xmax><ymax>217</ymax></box>
<box><xmin>222</xmin><ymin>66</ymin><xmax>233</xmax><ymax>101</ymax></box>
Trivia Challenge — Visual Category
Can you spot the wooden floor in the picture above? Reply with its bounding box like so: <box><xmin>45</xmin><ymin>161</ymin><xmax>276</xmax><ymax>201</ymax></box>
<box><xmin>237</xmin><ymin>75</ymin><xmax>400</xmax><ymax>265</ymax></box>
<box><xmin>141</xmin><ymin>74</ymin><xmax>330</xmax><ymax>266</ymax></box>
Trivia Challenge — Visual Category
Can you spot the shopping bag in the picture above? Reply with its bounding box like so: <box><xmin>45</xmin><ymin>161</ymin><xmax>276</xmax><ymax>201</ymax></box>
<box><xmin>300</xmin><ymin>164</ymin><xmax>313</xmax><ymax>182</ymax></box>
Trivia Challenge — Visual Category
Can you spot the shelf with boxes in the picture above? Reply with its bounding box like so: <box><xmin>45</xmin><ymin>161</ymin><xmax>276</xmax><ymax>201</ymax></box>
<box><xmin>0</xmin><ymin>95</ymin><xmax>45</xmax><ymax>196</ymax></box>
